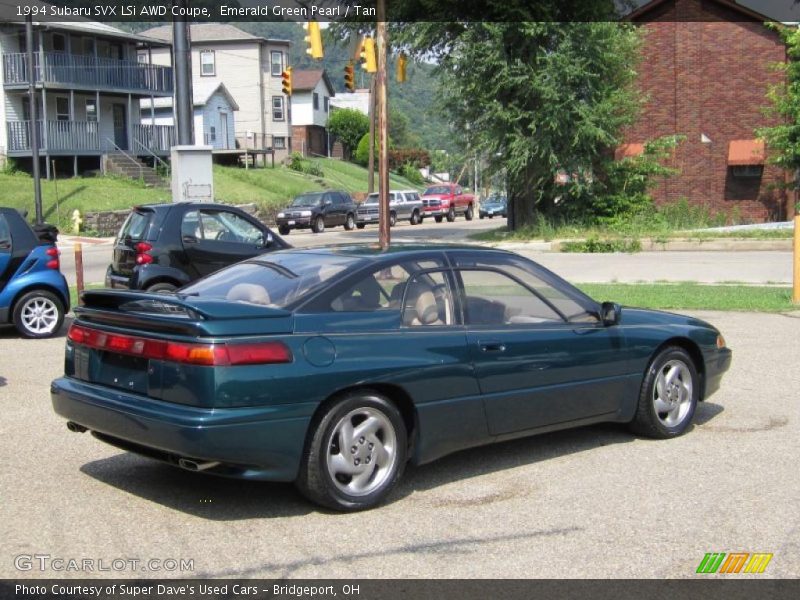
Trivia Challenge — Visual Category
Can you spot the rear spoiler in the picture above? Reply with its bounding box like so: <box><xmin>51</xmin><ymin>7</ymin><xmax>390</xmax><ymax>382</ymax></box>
<box><xmin>75</xmin><ymin>290</ymin><xmax>292</xmax><ymax>336</ymax></box>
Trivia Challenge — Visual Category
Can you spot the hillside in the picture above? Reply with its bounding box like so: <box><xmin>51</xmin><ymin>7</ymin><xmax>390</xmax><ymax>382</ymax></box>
<box><xmin>1</xmin><ymin>159</ymin><xmax>420</xmax><ymax>232</ymax></box>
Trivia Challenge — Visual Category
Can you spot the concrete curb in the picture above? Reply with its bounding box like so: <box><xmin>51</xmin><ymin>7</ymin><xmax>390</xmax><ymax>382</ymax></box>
<box><xmin>488</xmin><ymin>237</ymin><xmax>792</xmax><ymax>252</ymax></box>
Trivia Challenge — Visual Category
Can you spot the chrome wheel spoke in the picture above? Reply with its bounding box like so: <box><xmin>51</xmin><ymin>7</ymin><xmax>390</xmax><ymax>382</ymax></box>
<box><xmin>328</xmin><ymin>452</ymin><xmax>358</xmax><ymax>476</ymax></box>
<box><xmin>349</xmin><ymin>461</ymin><xmax>378</xmax><ymax>492</ymax></box>
<box><xmin>353</xmin><ymin>416</ymin><xmax>381</xmax><ymax>440</ymax></box>
<box><xmin>654</xmin><ymin>398</ymin><xmax>672</xmax><ymax>414</ymax></box>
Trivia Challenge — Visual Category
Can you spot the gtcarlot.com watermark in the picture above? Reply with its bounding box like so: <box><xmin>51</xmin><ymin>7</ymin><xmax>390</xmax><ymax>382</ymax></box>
<box><xmin>14</xmin><ymin>554</ymin><xmax>194</xmax><ymax>573</ymax></box>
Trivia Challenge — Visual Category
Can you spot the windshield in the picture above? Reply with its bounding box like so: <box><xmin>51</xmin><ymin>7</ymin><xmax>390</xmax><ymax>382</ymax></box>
<box><xmin>364</xmin><ymin>193</ymin><xmax>396</xmax><ymax>204</ymax></box>
<box><xmin>423</xmin><ymin>186</ymin><xmax>451</xmax><ymax>195</ymax></box>
<box><xmin>179</xmin><ymin>253</ymin><xmax>362</xmax><ymax>309</ymax></box>
<box><xmin>291</xmin><ymin>193</ymin><xmax>324</xmax><ymax>207</ymax></box>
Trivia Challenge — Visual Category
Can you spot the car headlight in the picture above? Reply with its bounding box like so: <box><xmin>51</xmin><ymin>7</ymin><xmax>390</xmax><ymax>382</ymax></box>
<box><xmin>716</xmin><ymin>334</ymin><xmax>726</xmax><ymax>349</ymax></box>
<box><xmin>300</xmin><ymin>210</ymin><xmax>312</xmax><ymax>217</ymax></box>
<box><xmin>277</xmin><ymin>212</ymin><xmax>285</xmax><ymax>219</ymax></box>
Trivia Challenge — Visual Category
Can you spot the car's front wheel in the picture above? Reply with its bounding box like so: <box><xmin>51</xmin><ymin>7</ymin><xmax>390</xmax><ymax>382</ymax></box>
<box><xmin>296</xmin><ymin>391</ymin><xmax>407</xmax><ymax>511</ymax></box>
<box><xmin>13</xmin><ymin>290</ymin><xmax>64</xmax><ymax>338</ymax></box>
<box><xmin>446</xmin><ymin>207</ymin><xmax>456</xmax><ymax>222</ymax></box>
<box><xmin>356</xmin><ymin>223</ymin><xmax>366</xmax><ymax>229</ymax></box>
<box><xmin>312</xmin><ymin>216</ymin><xmax>326</xmax><ymax>234</ymax></box>
<box><xmin>434</xmin><ymin>215</ymin><xmax>443</xmax><ymax>223</ymax></box>
<box><xmin>278</xmin><ymin>225</ymin><xmax>290</xmax><ymax>236</ymax></box>
<box><xmin>630</xmin><ymin>346</ymin><xmax>699</xmax><ymax>438</ymax></box>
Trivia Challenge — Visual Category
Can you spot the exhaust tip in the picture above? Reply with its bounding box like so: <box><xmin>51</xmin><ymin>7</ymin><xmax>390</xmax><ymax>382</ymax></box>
<box><xmin>178</xmin><ymin>458</ymin><xmax>220</xmax><ymax>472</ymax></box>
<box><xmin>66</xmin><ymin>421</ymin><xmax>87</xmax><ymax>433</ymax></box>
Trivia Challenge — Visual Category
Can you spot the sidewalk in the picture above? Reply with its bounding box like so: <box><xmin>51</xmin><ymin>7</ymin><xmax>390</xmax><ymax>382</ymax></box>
<box><xmin>57</xmin><ymin>235</ymin><xmax>114</xmax><ymax>248</ymax></box>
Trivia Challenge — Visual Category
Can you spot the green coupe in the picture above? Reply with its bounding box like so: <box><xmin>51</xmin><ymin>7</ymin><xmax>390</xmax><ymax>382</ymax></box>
<box><xmin>51</xmin><ymin>245</ymin><xmax>731</xmax><ymax>510</ymax></box>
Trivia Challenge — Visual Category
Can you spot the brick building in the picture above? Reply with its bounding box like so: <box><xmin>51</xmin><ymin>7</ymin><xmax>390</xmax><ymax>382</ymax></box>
<box><xmin>624</xmin><ymin>0</ymin><xmax>790</xmax><ymax>221</ymax></box>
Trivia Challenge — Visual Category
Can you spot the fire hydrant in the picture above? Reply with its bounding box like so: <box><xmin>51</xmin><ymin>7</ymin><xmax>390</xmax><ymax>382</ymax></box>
<box><xmin>71</xmin><ymin>209</ymin><xmax>83</xmax><ymax>234</ymax></box>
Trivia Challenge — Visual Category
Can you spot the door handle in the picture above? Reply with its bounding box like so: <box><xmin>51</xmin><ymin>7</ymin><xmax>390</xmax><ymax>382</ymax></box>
<box><xmin>479</xmin><ymin>340</ymin><xmax>506</xmax><ymax>353</ymax></box>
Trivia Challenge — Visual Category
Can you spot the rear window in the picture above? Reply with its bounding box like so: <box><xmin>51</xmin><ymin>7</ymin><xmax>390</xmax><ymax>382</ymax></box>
<box><xmin>0</xmin><ymin>214</ymin><xmax>10</xmax><ymax>250</ymax></box>
<box><xmin>179</xmin><ymin>253</ymin><xmax>362</xmax><ymax>309</ymax></box>
<box><xmin>118</xmin><ymin>210</ymin><xmax>152</xmax><ymax>241</ymax></box>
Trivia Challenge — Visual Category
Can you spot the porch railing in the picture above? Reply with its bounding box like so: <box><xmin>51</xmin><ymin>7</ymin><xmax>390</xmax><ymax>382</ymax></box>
<box><xmin>2</xmin><ymin>52</ymin><xmax>173</xmax><ymax>94</ymax></box>
<box><xmin>133</xmin><ymin>124</ymin><xmax>175</xmax><ymax>155</ymax></box>
<box><xmin>6</xmin><ymin>120</ymin><xmax>100</xmax><ymax>152</ymax></box>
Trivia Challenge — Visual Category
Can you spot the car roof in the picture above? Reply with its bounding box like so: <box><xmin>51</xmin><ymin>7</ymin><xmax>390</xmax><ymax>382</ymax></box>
<box><xmin>265</xmin><ymin>243</ymin><xmax>513</xmax><ymax>260</ymax></box>
<box><xmin>133</xmin><ymin>202</ymin><xmax>243</xmax><ymax>212</ymax></box>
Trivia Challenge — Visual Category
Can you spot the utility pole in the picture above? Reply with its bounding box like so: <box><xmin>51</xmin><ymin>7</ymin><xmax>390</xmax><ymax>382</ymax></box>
<box><xmin>173</xmin><ymin>0</ymin><xmax>194</xmax><ymax>145</ymax></box>
<box><xmin>367</xmin><ymin>76</ymin><xmax>376</xmax><ymax>194</ymax></box>
<box><xmin>26</xmin><ymin>16</ymin><xmax>42</xmax><ymax>225</ymax></box>
<box><xmin>376</xmin><ymin>1</ymin><xmax>390</xmax><ymax>249</ymax></box>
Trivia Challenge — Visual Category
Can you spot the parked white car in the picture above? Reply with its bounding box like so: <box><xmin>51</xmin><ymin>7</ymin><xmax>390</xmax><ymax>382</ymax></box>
<box><xmin>356</xmin><ymin>190</ymin><xmax>424</xmax><ymax>228</ymax></box>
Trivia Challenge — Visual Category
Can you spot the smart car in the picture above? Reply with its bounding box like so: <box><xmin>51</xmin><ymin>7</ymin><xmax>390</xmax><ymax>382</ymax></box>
<box><xmin>53</xmin><ymin>244</ymin><xmax>731</xmax><ymax>510</ymax></box>
<box><xmin>0</xmin><ymin>207</ymin><xmax>69</xmax><ymax>338</ymax></box>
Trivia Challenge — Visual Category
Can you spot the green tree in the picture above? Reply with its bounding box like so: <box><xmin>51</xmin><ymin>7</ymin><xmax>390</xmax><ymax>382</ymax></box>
<box><xmin>758</xmin><ymin>24</ymin><xmax>800</xmax><ymax>202</ymax></box>
<box><xmin>327</xmin><ymin>108</ymin><xmax>370</xmax><ymax>160</ymax></box>
<box><xmin>396</xmin><ymin>19</ymin><xmax>642</xmax><ymax>229</ymax></box>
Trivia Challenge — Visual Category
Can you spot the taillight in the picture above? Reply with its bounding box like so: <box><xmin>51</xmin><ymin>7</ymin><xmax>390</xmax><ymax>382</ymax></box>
<box><xmin>134</xmin><ymin>241</ymin><xmax>153</xmax><ymax>266</ymax></box>
<box><xmin>45</xmin><ymin>246</ymin><xmax>60</xmax><ymax>270</ymax></box>
<box><xmin>67</xmin><ymin>324</ymin><xmax>292</xmax><ymax>366</ymax></box>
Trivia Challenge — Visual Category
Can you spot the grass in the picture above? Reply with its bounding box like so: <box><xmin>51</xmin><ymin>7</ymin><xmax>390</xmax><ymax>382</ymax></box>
<box><xmin>577</xmin><ymin>282</ymin><xmax>795</xmax><ymax>312</ymax></box>
<box><xmin>1</xmin><ymin>158</ymin><xmax>421</xmax><ymax>232</ymax></box>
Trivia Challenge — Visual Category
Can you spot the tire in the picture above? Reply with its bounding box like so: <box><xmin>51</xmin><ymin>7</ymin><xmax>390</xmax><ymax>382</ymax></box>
<box><xmin>389</xmin><ymin>212</ymin><xmax>397</xmax><ymax>227</ymax></box>
<box><xmin>629</xmin><ymin>346</ymin><xmax>699</xmax><ymax>439</ymax></box>
<box><xmin>356</xmin><ymin>223</ymin><xmax>366</xmax><ymax>230</ymax></box>
<box><xmin>278</xmin><ymin>225</ymin><xmax>290</xmax><ymax>236</ymax></box>
<box><xmin>13</xmin><ymin>290</ymin><xmax>64</xmax><ymax>339</ymax></box>
<box><xmin>434</xmin><ymin>216</ymin><xmax>443</xmax><ymax>223</ymax></box>
<box><xmin>146</xmin><ymin>282</ymin><xmax>178</xmax><ymax>294</ymax></box>
<box><xmin>296</xmin><ymin>391</ymin><xmax>408</xmax><ymax>511</ymax></box>
<box><xmin>312</xmin><ymin>216</ymin><xmax>326</xmax><ymax>234</ymax></box>
<box><xmin>344</xmin><ymin>213</ymin><xmax>356</xmax><ymax>231</ymax></box>
<box><xmin>465</xmin><ymin>204</ymin><xmax>474</xmax><ymax>221</ymax></box>
<box><xmin>489</xmin><ymin>215</ymin><xmax>494</xmax><ymax>219</ymax></box>
<box><xmin>479</xmin><ymin>214</ymin><xmax>485</xmax><ymax>220</ymax></box>
<box><xmin>446</xmin><ymin>207</ymin><xmax>456</xmax><ymax>222</ymax></box>
<box><xmin>410</xmin><ymin>210</ymin><xmax>421</xmax><ymax>225</ymax></box>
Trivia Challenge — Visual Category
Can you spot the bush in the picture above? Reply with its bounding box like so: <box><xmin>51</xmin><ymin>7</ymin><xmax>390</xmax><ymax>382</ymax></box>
<box><xmin>400</xmin><ymin>162</ymin><xmax>425</xmax><ymax>185</ymax></box>
<box><xmin>354</xmin><ymin>133</ymin><xmax>372</xmax><ymax>167</ymax></box>
<box><xmin>328</xmin><ymin>109</ymin><xmax>370</xmax><ymax>158</ymax></box>
<box><xmin>288</xmin><ymin>152</ymin><xmax>324</xmax><ymax>177</ymax></box>
<box><xmin>388</xmin><ymin>148</ymin><xmax>431</xmax><ymax>170</ymax></box>
<box><xmin>561</xmin><ymin>236</ymin><xmax>642</xmax><ymax>253</ymax></box>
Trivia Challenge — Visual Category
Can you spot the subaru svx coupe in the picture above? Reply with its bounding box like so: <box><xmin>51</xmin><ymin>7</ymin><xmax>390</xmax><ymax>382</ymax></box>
<box><xmin>51</xmin><ymin>245</ymin><xmax>731</xmax><ymax>510</ymax></box>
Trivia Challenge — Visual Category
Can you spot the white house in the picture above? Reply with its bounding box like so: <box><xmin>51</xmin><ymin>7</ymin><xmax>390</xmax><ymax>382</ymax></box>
<box><xmin>289</xmin><ymin>69</ymin><xmax>334</xmax><ymax>157</ymax></box>
<box><xmin>0</xmin><ymin>20</ymin><xmax>173</xmax><ymax>176</ymax></box>
<box><xmin>329</xmin><ymin>88</ymin><xmax>370</xmax><ymax>116</ymax></box>
<box><xmin>140</xmin><ymin>24</ymin><xmax>292</xmax><ymax>161</ymax></box>
<box><xmin>140</xmin><ymin>82</ymin><xmax>238</xmax><ymax>151</ymax></box>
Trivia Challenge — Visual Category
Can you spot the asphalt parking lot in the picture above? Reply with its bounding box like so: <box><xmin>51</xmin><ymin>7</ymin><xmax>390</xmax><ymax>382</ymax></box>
<box><xmin>1</xmin><ymin>310</ymin><xmax>797</xmax><ymax>579</ymax></box>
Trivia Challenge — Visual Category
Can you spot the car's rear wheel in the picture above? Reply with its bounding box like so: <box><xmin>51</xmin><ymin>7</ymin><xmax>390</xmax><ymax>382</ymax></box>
<box><xmin>434</xmin><ymin>216</ymin><xmax>443</xmax><ymax>223</ymax></box>
<box><xmin>146</xmin><ymin>282</ymin><xmax>177</xmax><ymax>294</ymax></box>
<box><xmin>410</xmin><ymin>210</ymin><xmax>421</xmax><ymax>225</ymax></box>
<box><xmin>312</xmin><ymin>217</ymin><xmax>326</xmax><ymax>234</ymax></box>
<box><xmin>13</xmin><ymin>290</ymin><xmax>64</xmax><ymax>338</ymax></box>
<box><xmin>356</xmin><ymin>223</ymin><xmax>366</xmax><ymax>229</ymax></box>
<box><xmin>480</xmin><ymin>214</ymin><xmax>485</xmax><ymax>220</ymax></box>
<box><xmin>278</xmin><ymin>225</ymin><xmax>290</xmax><ymax>236</ymax></box>
<box><xmin>630</xmin><ymin>346</ymin><xmax>699</xmax><ymax>438</ymax></box>
<box><xmin>446</xmin><ymin>207</ymin><xmax>456</xmax><ymax>222</ymax></box>
<box><xmin>465</xmin><ymin>204</ymin><xmax>474</xmax><ymax>220</ymax></box>
<box><xmin>344</xmin><ymin>214</ymin><xmax>356</xmax><ymax>231</ymax></box>
<box><xmin>389</xmin><ymin>212</ymin><xmax>397</xmax><ymax>227</ymax></box>
<box><xmin>296</xmin><ymin>391</ymin><xmax>407</xmax><ymax>511</ymax></box>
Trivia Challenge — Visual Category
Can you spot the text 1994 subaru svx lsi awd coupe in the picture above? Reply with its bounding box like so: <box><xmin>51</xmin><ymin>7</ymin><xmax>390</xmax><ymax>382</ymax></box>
<box><xmin>51</xmin><ymin>245</ymin><xmax>731</xmax><ymax>510</ymax></box>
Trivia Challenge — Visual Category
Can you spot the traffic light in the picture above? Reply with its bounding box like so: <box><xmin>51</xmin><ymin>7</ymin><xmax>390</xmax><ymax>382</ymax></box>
<box><xmin>360</xmin><ymin>36</ymin><xmax>377</xmax><ymax>73</ymax></box>
<box><xmin>281</xmin><ymin>66</ymin><xmax>292</xmax><ymax>96</ymax></box>
<box><xmin>396</xmin><ymin>52</ymin><xmax>407</xmax><ymax>83</ymax></box>
<box><xmin>344</xmin><ymin>61</ymin><xmax>356</xmax><ymax>92</ymax></box>
<box><xmin>304</xmin><ymin>21</ymin><xmax>323</xmax><ymax>60</ymax></box>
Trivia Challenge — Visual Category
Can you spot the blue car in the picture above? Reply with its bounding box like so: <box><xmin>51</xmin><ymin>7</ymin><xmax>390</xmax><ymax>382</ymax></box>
<box><xmin>0</xmin><ymin>208</ymin><xmax>69</xmax><ymax>338</ymax></box>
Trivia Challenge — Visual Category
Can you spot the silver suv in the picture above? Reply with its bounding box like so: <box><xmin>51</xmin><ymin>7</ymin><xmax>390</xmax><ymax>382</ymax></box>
<box><xmin>356</xmin><ymin>190</ymin><xmax>424</xmax><ymax>228</ymax></box>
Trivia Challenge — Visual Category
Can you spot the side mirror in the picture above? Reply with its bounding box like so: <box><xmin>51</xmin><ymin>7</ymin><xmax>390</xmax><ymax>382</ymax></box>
<box><xmin>601</xmin><ymin>301</ymin><xmax>621</xmax><ymax>327</ymax></box>
<box><xmin>263</xmin><ymin>232</ymin><xmax>273</xmax><ymax>247</ymax></box>
<box><xmin>324</xmin><ymin>199</ymin><xmax>332</xmax><ymax>206</ymax></box>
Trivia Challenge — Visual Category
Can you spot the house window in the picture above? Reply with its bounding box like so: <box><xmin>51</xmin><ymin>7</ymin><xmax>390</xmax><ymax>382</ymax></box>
<box><xmin>55</xmin><ymin>97</ymin><xmax>70</xmax><ymax>121</ymax></box>
<box><xmin>137</xmin><ymin>52</ymin><xmax>148</xmax><ymax>64</ymax></box>
<box><xmin>313</xmin><ymin>92</ymin><xmax>320</xmax><ymax>111</ymax></box>
<box><xmin>272</xmin><ymin>96</ymin><xmax>284</xmax><ymax>121</ymax></box>
<box><xmin>274</xmin><ymin>137</ymin><xmax>286</xmax><ymax>149</ymax></box>
<box><xmin>83</xmin><ymin>38</ymin><xmax>95</xmax><ymax>56</ymax></box>
<box><xmin>52</xmin><ymin>34</ymin><xmax>66</xmax><ymax>53</ymax></box>
<box><xmin>271</xmin><ymin>51</ymin><xmax>283</xmax><ymax>77</ymax></box>
<box><xmin>85</xmin><ymin>99</ymin><xmax>97</xmax><ymax>122</ymax></box>
<box><xmin>200</xmin><ymin>50</ymin><xmax>215</xmax><ymax>76</ymax></box>
<box><xmin>324</xmin><ymin>96</ymin><xmax>329</xmax><ymax>113</ymax></box>
<box><xmin>209</xmin><ymin>126</ymin><xmax>216</xmax><ymax>143</ymax></box>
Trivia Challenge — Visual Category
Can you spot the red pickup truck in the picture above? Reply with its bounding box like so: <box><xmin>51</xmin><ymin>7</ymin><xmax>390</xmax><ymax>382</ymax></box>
<box><xmin>420</xmin><ymin>184</ymin><xmax>475</xmax><ymax>222</ymax></box>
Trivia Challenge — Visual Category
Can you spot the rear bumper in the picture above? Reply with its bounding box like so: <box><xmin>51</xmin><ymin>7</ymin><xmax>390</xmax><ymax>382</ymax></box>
<box><xmin>356</xmin><ymin>213</ymin><xmax>379</xmax><ymax>224</ymax></box>
<box><xmin>105</xmin><ymin>267</ymin><xmax>131</xmax><ymax>290</ymax></box>
<box><xmin>51</xmin><ymin>376</ymin><xmax>311</xmax><ymax>481</ymax></box>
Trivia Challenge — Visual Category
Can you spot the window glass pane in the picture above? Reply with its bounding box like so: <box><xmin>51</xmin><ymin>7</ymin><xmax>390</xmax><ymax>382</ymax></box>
<box><xmin>459</xmin><ymin>269</ymin><xmax>562</xmax><ymax>325</ymax></box>
<box><xmin>85</xmin><ymin>100</ymin><xmax>97</xmax><ymax>122</ymax></box>
<box><xmin>402</xmin><ymin>271</ymin><xmax>454</xmax><ymax>326</ymax></box>
<box><xmin>56</xmin><ymin>97</ymin><xmax>69</xmax><ymax>121</ymax></box>
<box><xmin>200</xmin><ymin>51</ymin><xmax>215</xmax><ymax>76</ymax></box>
<box><xmin>313</xmin><ymin>93</ymin><xmax>319</xmax><ymax>110</ymax></box>
<box><xmin>324</xmin><ymin>97</ymin><xmax>329</xmax><ymax>112</ymax></box>
<box><xmin>119</xmin><ymin>210</ymin><xmax>152</xmax><ymax>241</ymax></box>
<box><xmin>271</xmin><ymin>51</ymin><xmax>282</xmax><ymax>76</ymax></box>
<box><xmin>272</xmin><ymin>96</ymin><xmax>284</xmax><ymax>120</ymax></box>
<box><xmin>0</xmin><ymin>215</ymin><xmax>11</xmax><ymax>251</ymax></box>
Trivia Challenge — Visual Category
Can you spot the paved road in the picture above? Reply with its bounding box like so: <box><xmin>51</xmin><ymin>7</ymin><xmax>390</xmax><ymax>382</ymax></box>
<box><xmin>0</xmin><ymin>311</ymin><xmax>798</xmax><ymax>578</ymax></box>
<box><xmin>57</xmin><ymin>217</ymin><xmax>793</xmax><ymax>288</ymax></box>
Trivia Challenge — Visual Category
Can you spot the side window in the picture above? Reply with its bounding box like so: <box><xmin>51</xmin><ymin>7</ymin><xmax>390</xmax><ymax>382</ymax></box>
<box><xmin>330</xmin><ymin>266</ymin><xmax>408</xmax><ymax>312</ymax></box>
<box><xmin>402</xmin><ymin>271</ymin><xmax>454</xmax><ymax>327</ymax></box>
<box><xmin>180</xmin><ymin>210</ymin><xmax>201</xmax><ymax>240</ymax></box>
<box><xmin>199</xmin><ymin>211</ymin><xmax>263</xmax><ymax>244</ymax></box>
<box><xmin>459</xmin><ymin>269</ymin><xmax>562</xmax><ymax>326</ymax></box>
<box><xmin>0</xmin><ymin>215</ymin><xmax>11</xmax><ymax>251</ymax></box>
